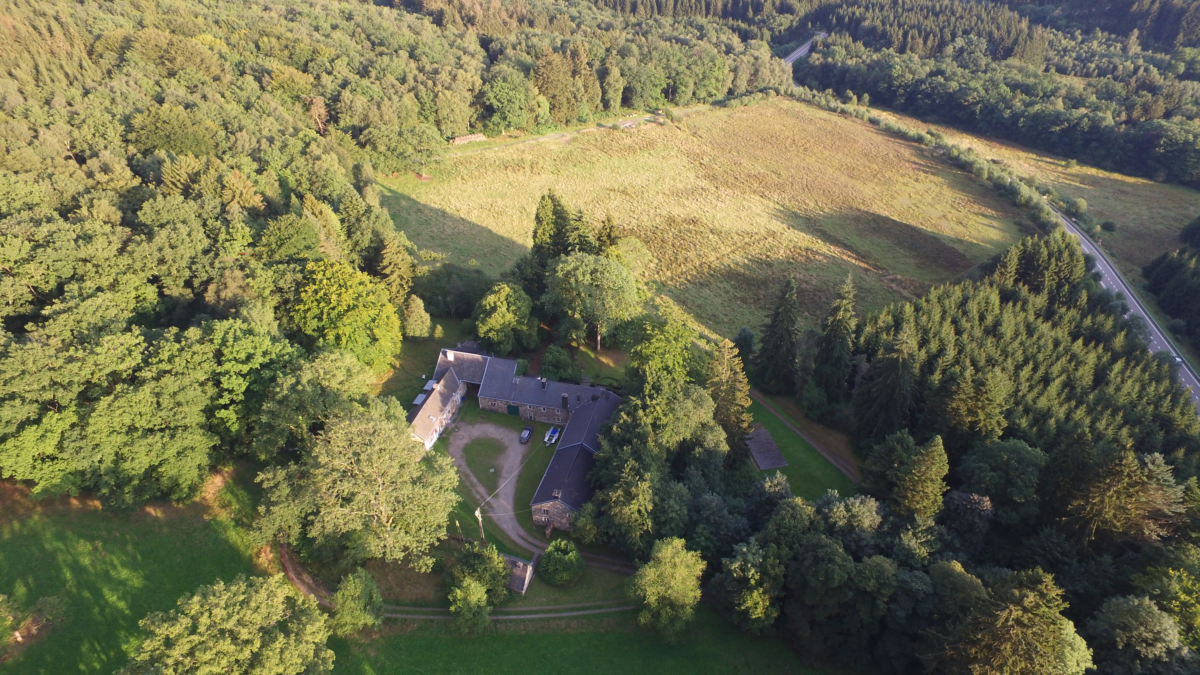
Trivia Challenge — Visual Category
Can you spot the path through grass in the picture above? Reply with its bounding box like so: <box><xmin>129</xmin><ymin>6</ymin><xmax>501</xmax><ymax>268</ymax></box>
<box><xmin>749</xmin><ymin>402</ymin><xmax>858</xmax><ymax>500</ymax></box>
<box><xmin>329</xmin><ymin>604</ymin><xmax>856</xmax><ymax>675</ymax></box>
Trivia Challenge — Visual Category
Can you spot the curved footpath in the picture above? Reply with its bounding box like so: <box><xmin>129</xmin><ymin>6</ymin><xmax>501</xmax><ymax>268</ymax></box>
<box><xmin>1053</xmin><ymin>205</ymin><xmax>1200</xmax><ymax>414</ymax></box>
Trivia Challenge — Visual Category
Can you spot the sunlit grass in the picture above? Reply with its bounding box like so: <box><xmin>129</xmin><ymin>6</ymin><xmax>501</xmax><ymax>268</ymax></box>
<box><xmin>748</xmin><ymin>402</ymin><xmax>858</xmax><ymax>501</ymax></box>
<box><xmin>0</xmin><ymin>481</ymin><xmax>260</xmax><ymax>674</ymax></box>
<box><xmin>382</xmin><ymin>98</ymin><xmax>1026</xmax><ymax>337</ymax></box>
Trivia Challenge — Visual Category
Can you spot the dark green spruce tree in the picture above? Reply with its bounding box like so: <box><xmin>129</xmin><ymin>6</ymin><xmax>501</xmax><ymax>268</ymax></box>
<box><xmin>754</xmin><ymin>278</ymin><xmax>802</xmax><ymax>395</ymax></box>
<box><xmin>813</xmin><ymin>276</ymin><xmax>857</xmax><ymax>404</ymax></box>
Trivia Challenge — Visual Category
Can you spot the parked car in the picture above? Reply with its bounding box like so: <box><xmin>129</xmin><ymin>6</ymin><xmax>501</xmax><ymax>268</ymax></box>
<box><xmin>519</xmin><ymin>426</ymin><xmax>534</xmax><ymax>444</ymax></box>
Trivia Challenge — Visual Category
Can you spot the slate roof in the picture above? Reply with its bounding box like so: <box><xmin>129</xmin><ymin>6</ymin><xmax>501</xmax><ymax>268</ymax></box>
<box><xmin>432</xmin><ymin>349</ymin><xmax>490</xmax><ymax>385</ymax></box>
<box><xmin>558</xmin><ymin>390</ymin><xmax>620</xmax><ymax>452</ymax></box>
<box><xmin>478</xmin><ymin>358</ymin><xmax>612</xmax><ymax>416</ymax></box>
<box><xmin>476</xmin><ymin>356</ymin><xmax>520</xmax><ymax>400</ymax></box>
<box><xmin>410</xmin><ymin>368</ymin><xmax>460</xmax><ymax>443</ymax></box>
<box><xmin>530</xmin><ymin>444</ymin><xmax>596</xmax><ymax>510</ymax></box>
<box><xmin>747</xmin><ymin>426</ymin><xmax>788</xmax><ymax>471</ymax></box>
<box><xmin>502</xmin><ymin>554</ymin><xmax>535</xmax><ymax>595</ymax></box>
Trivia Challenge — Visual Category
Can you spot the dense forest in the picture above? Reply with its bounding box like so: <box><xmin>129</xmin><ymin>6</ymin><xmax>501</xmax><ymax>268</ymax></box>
<box><xmin>569</xmin><ymin>230</ymin><xmax>1200</xmax><ymax>672</ymax></box>
<box><xmin>993</xmin><ymin>0</ymin><xmax>1200</xmax><ymax>50</ymax></box>
<box><xmin>797</xmin><ymin>35</ymin><xmax>1200</xmax><ymax>186</ymax></box>
<box><xmin>6</xmin><ymin>0</ymin><xmax>1200</xmax><ymax>672</ymax></box>
<box><xmin>0</xmin><ymin>0</ymin><xmax>791</xmax><ymax>506</ymax></box>
<box><xmin>1144</xmin><ymin>218</ymin><xmax>1200</xmax><ymax>356</ymax></box>
<box><xmin>585</xmin><ymin>0</ymin><xmax>1200</xmax><ymax>187</ymax></box>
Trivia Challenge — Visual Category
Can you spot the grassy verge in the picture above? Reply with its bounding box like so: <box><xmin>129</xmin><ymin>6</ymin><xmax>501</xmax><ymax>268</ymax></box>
<box><xmin>507</xmin><ymin>565</ymin><xmax>630</xmax><ymax>608</ymax></box>
<box><xmin>330</xmin><ymin>604</ymin><xmax>855</xmax><ymax>675</ymax></box>
<box><xmin>909</xmin><ymin>112</ymin><xmax>1200</xmax><ymax>281</ymax></box>
<box><xmin>762</xmin><ymin>395</ymin><xmax>861</xmax><ymax>472</ymax></box>
<box><xmin>513</xmin><ymin>437</ymin><xmax>557</xmax><ymax>542</ymax></box>
<box><xmin>748</xmin><ymin>402</ymin><xmax>857</xmax><ymax>500</ymax></box>
<box><xmin>0</xmin><ymin>476</ymin><xmax>262</xmax><ymax>674</ymax></box>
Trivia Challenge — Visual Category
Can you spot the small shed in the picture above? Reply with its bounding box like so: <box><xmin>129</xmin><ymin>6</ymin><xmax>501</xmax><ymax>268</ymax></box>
<box><xmin>747</xmin><ymin>426</ymin><xmax>788</xmax><ymax>471</ymax></box>
<box><xmin>503</xmin><ymin>553</ymin><xmax>536</xmax><ymax>595</ymax></box>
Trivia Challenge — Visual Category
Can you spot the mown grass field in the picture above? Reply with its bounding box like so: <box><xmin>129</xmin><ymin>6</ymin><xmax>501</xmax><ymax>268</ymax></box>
<box><xmin>329</xmin><ymin>604</ymin><xmax>859</xmax><ymax>675</ymax></box>
<box><xmin>0</xmin><ymin>475</ymin><xmax>263</xmax><ymax>674</ymax></box>
<box><xmin>749</xmin><ymin>401</ymin><xmax>858</xmax><ymax>500</ymax></box>
<box><xmin>383</xmin><ymin>98</ymin><xmax>1026</xmax><ymax>337</ymax></box>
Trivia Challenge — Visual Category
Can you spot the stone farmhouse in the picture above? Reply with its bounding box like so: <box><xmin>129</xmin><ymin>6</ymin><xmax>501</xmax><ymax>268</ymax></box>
<box><xmin>409</xmin><ymin>348</ymin><xmax>620</xmax><ymax>533</ymax></box>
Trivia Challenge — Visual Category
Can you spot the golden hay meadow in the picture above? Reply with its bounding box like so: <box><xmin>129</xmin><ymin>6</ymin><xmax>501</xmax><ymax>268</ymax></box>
<box><xmin>380</xmin><ymin>97</ymin><xmax>1186</xmax><ymax>337</ymax></box>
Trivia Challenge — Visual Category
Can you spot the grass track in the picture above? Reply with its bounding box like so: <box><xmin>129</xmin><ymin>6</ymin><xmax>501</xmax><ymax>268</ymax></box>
<box><xmin>749</xmin><ymin>401</ymin><xmax>858</xmax><ymax>500</ymax></box>
<box><xmin>329</xmin><ymin>604</ymin><xmax>857</xmax><ymax>675</ymax></box>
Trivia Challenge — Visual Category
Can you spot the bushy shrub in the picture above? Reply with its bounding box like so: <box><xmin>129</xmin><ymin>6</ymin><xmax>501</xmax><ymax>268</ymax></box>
<box><xmin>541</xmin><ymin>344</ymin><xmax>581</xmax><ymax>383</ymax></box>
<box><xmin>330</xmin><ymin>568</ymin><xmax>384</xmax><ymax>637</ymax></box>
<box><xmin>538</xmin><ymin>539</ymin><xmax>584</xmax><ymax>586</ymax></box>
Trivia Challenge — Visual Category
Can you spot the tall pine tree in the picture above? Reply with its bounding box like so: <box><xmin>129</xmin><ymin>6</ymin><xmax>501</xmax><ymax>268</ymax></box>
<box><xmin>378</xmin><ymin>237</ymin><xmax>414</xmax><ymax>307</ymax></box>
<box><xmin>812</xmin><ymin>276</ymin><xmax>857</xmax><ymax>404</ymax></box>
<box><xmin>754</xmin><ymin>278</ymin><xmax>802</xmax><ymax>395</ymax></box>
<box><xmin>706</xmin><ymin>338</ymin><xmax>754</xmax><ymax>460</ymax></box>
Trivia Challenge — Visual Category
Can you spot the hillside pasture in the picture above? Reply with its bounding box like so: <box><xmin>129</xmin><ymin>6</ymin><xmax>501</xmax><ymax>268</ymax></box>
<box><xmin>909</xmin><ymin>116</ymin><xmax>1200</xmax><ymax>279</ymax></box>
<box><xmin>383</xmin><ymin>98</ymin><xmax>1026</xmax><ymax>337</ymax></box>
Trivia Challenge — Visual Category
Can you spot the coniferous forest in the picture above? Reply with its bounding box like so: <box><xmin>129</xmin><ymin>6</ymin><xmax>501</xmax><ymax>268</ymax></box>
<box><xmin>1145</xmin><ymin>218</ymin><xmax>1200</xmax><ymax>356</ymax></box>
<box><xmin>577</xmin><ymin>230</ymin><xmax>1200</xmax><ymax>674</ymax></box>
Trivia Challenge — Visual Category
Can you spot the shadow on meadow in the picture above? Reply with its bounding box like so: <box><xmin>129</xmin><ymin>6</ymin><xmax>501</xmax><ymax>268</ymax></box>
<box><xmin>0</xmin><ymin>486</ymin><xmax>257</xmax><ymax>674</ymax></box>
<box><xmin>380</xmin><ymin>186</ymin><xmax>531</xmax><ymax>276</ymax></box>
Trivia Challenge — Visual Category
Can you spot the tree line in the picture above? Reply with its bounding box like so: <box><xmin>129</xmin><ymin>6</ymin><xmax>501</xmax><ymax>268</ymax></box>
<box><xmin>1144</xmin><ymin>217</ymin><xmax>1200</xmax><ymax>356</ymax></box>
<box><xmin>699</xmin><ymin>229</ymin><xmax>1200</xmax><ymax>672</ymax></box>
<box><xmin>797</xmin><ymin>35</ymin><xmax>1200</xmax><ymax>187</ymax></box>
<box><xmin>991</xmin><ymin>0</ymin><xmax>1200</xmax><ymax>50</ymax></box>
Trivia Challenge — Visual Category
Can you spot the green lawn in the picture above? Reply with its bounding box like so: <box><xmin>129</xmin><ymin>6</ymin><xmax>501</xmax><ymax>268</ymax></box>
<box><xmin>749</xmin><ymin>402</ymin><xmax>858</xmax><ymax>500</ymax></box>
<box><xmin>507</xmin><ymin>564</ymin><xmax>630</xmax><ymax>608</ymax></box>
<box><xmin>330</xmin><ymin>604</ymin><xmax>856</xmax><ymax>675</ymax></box>
<box><xmin>377</xmin><ymin>318</ymin><xmax>465</xmax><ymax>405</ymax></box>
<box><xmin>462</xmin><ymin>437</ymin><xmax>506</xmax><ymax>494</ymax></box>
<box><xmin>571</xmin><ymin>342</ymin><xmax>628</xmax><ymax>385</ymax></box>
<box><xmin>0</xmin><ymin>479</ymin><xmax>260</xmax><ymax>674</ymax></box>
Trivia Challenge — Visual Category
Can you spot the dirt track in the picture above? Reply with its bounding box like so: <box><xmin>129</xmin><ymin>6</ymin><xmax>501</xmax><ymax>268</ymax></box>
<box><xmin>447</xmin><ymin>421</ymin><xmax>636</xmax><ymax>574</ymax></box>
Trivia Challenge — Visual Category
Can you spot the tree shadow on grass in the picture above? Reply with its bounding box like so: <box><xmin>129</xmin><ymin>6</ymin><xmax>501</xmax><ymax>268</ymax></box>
<box><xmin>655</xmin><ymin>205</ymin><xmax>1005</xmax><ymax>339</ymax></box>
<box><xmin>0</xmin><ymin>502</ymin><xmax>256</xmax><ymax>674</ymax></box>
<box><xmin>380</xmin><ymin>187</ymin><xmax>531</xmax><ymax>278</ymax></box>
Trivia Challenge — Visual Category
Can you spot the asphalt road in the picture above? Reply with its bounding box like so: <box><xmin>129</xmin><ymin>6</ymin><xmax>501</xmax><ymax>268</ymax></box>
<box><xmin>1053</xmin><ymin>205</ymin><xmax>1200</xmax><ymax>415</ymax></box>
<box><xmin>783</xmin><ymin>32</ymin><xmax>829</xmax><ymax>64</ymax></box>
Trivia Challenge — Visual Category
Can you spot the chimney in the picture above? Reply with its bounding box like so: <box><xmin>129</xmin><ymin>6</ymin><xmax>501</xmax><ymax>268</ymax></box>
<box><xmin>561</xmin><ymin>393</ymin><xmax>569</xmax><ymax>409</ymax></box>
<box><xmin>447</xmin><ymin>350</ymin><xmax>454</xmax><ymax>362</ymax></box>
<box><xmin>541</xmin><ymin>378</ymin><xmax>547</xmax><ymax>390</ymax></box>
<box><xmin>592</xmin><ymin>393</ymin><xmax>599</xmax><ymax>401</ymax></box>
